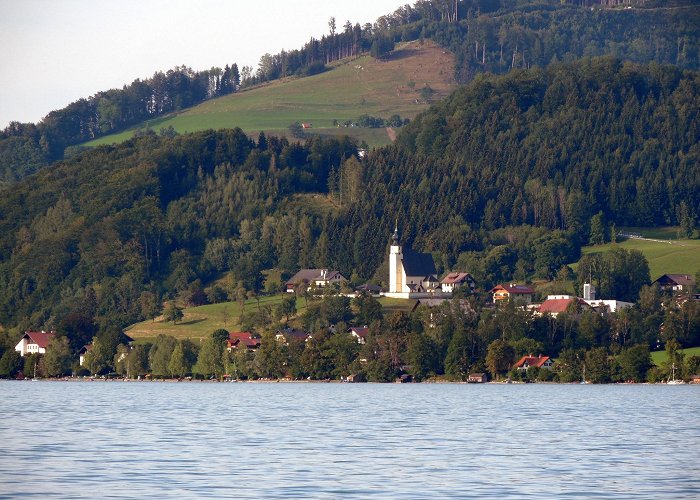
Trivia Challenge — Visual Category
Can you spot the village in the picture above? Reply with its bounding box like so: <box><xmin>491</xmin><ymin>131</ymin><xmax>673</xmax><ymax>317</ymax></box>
<box><xmin>9</xmin><ymin>229</ymin><xmax>700</xmax><ymax>384</ymax></box>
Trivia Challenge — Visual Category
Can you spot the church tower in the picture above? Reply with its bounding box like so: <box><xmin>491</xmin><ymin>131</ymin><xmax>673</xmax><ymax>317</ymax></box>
<box><xmin>389</xmin><ymin>224</ymin><xmax>403</xmax><ymax>293</ymax></box>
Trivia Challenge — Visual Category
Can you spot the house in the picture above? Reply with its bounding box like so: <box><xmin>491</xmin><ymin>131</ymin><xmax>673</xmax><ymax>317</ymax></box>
<box><xmin>490</xmin><ymin>284</ymin><xmax>536</xmax><ymax>304</ymax></box>
<box><xmin>301</xmin><ymin>123</ymin><xmax>312</xmax><ymax>129</ymax></box>
<box><xmin>387</xmin><ymin>226</ymin><xmax>439</xmax><ymax>299</ymax></box>
<box><xmin>514</xmin><ymin>355</ymin><xmax>553</xmax><ymax>371</ymax></box>
<box><xmin>275</xmin><ymin>328</ymin><xmax>311</xmax><ymax>344</ymax></box>
<box><xmin>227</xmin><ymin>332</ymin><xmax>261</xmax><ymax>351</ymax></box>
<box><xmin>654</xmin><ymin>274</ymin><xmax>696</xmax><ymax>293</ymax></box>
<box><xmin>286</xmin><ymin>269</ymin><xmax>347</xmax><ymax>293</ymax></box>
<box><xmin>14</xmin><ymin>331</ymin><xmax>55</xmax><ymax>357</ymax></box>
<box><xmin>349</xmin><ymin>326</ymin><xmax>368</xmax><ymax>344</ymax></box>
<box><xmin>468</xmin><ymin>373</ymin><xmax>488</xmax><ymax>383</ymax></box>
<box><xmin>78</xmin><ymin>344</ymin><xmax>93</xmax><ymax>366</ymax></box>
<box><xmin>585</xmin><ymin>299</ymin><xmax>634</xmax><ymax>313</ymax></box>
<box><xmin>440</xmin><ymin>272</ymin><xmax>476</xmax><ymax>294</ymax></box>
<box><xmin>538</xmin><ymin>296</ymin><xmax>591</xmax><ymax>318</ymax></box>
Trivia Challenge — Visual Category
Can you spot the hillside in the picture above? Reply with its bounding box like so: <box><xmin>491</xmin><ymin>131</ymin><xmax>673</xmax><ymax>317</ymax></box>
<box><xmin>85</xmin><ymin>41</ymin><xmax>457</xmax><ymax>148</ymax></box>
<box><xmin>0</xmin><ymin>58</ymin><xmax>698</xmax><ymax>351</ymax></box>
<box><xmin>579</xmin><ymin>237</ymin><xmax>700</xmax><ymax>281</ymax></box>
<box><xmin>3</xmin><ymin>0</ymin><xmax>698</xmax><ymax>185</ymax></box>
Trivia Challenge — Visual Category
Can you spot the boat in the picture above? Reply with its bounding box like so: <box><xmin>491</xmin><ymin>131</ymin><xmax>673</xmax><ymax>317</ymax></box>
<box><xmin>667</xmin><ymin>364</ymin><xmax>685</xmax><ymax>385</ymax></box>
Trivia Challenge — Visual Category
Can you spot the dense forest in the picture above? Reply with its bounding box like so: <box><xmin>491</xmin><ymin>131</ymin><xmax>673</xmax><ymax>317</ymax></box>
<box><xmin>0</xmin><ymin>59</ymin><xmax>698</xmax><ymax>379</ymax></box>
<box><xmin>1</xmin><ymin>0</ymin><xmax>698</xmax><ymax>184</ymax></box>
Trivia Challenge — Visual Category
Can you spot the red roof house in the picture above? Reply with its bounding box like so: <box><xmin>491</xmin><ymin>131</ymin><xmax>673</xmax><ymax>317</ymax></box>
<box><xmin>227</xmin><ymin>332</ymin><xmax>261</xmax><ymax>351</ymax></box>
<box><xmin>15</xmin><ymin>331</ymin><xmax>55</xmax><ymax>357</ymax></box>
<box><xmin>538</xmin><ymin>297</ymin><xmax>590</xmax><ymax>317</ymax></box>
<box><xmin>514</xmin><ymin>355</ymin><xmax>553</xmax><ymax>370</ymax></box>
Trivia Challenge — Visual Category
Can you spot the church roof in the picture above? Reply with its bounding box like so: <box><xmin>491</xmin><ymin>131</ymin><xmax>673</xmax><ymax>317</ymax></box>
<box><xmin>402</xmin><ymin>250</ymin><xmax>436</xmax><ymax>277</ymax></box>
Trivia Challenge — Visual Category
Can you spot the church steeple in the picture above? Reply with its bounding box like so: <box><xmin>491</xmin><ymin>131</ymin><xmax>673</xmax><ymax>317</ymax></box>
<box><xmin>389</xmin><ymin>221</ymin><xmax>403</xmax><ymax>293</ymax></box>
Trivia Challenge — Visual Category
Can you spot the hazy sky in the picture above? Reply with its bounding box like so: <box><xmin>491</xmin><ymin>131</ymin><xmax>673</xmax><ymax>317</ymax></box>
<box><xmin>0</xmin><ymin>0</ymin><xmax>405</xmax><ymax>128</ymax></box>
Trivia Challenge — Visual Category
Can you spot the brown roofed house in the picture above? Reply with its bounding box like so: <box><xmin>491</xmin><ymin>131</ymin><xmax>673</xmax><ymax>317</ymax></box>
<box><xmin>654</xmin><ymin>274</ymin><xmax>695</xmax><ymax>293</ymax></box>
<box><xmin>490</xmin><ymin>284</ymin><xmax>536</xmax><ymax>304</ymax></box>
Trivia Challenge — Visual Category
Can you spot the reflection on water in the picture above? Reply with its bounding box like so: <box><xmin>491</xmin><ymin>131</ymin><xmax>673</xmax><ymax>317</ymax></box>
<box><xmin>0</xmin><ymin>381</ymin><xmax>698</xmax><ymax>498</ymax></box>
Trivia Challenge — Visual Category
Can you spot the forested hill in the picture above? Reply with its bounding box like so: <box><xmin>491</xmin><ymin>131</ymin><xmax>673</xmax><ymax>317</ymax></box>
<box><xmin>0</xmin><ymin>58</ymin><xmax>697</xmax><ymax>339</ymax></box>
<box><xmin>1</xmin><ymin>0</ymin><xmax>698</xmax><ymax>185</ymax></box>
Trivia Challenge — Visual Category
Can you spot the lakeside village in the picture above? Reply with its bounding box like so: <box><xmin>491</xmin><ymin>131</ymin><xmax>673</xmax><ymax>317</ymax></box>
<box><xmin>7</xmin><ymin>228</ymin><xmax>700</xmax><ymax>385</ymax></box>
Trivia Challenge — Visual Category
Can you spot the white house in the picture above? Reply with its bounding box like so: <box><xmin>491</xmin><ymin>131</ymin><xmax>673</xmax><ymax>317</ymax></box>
<box><xmin>440</xmin><ymin>272</ymin><xmax>476</xmax><ymax>294</ymax></box>
<box><xmin>286</xmin><ymin>269</ymin><xmax>347</xmax><ymax>293</ymax></box>
<box><xmin>78</xmin><ymin>344</ymin><xmax>92</xmax><ymax>366</ymax></box>
<box><xmin>15</xmin><ymin>331</ymin><xmax>55</xmax><ymax>357</ymax></box>
<box><xmin>387</xmin><ymin>226</ymin><xmax>439</xmax><ymax>299</ymax></box>
<box><xmin>349</xmin><ymin>327</ymin><xmax>368</xmax><ymax>344</ymax></box>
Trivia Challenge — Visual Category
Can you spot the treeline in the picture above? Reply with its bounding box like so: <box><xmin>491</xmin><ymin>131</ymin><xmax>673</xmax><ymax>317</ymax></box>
<box><xmin>2</xmin><ymin>0</ymin><xmax>698</xmax><ymax>185</ymax></box>
<box><xmin>376</xmin><ymin>0</ymin><xmax>699</xmax><ymax>82</ymax></box>
<box><xmin>0</xmin><ymin>59</ymin><xmax>698</xmax><ymax>341</ymax></box>
<box><xmin>0</xmin><ymin>65</ymin><xmax>241</xmax><ymax>183</ymax></box>
<box><xmin>2</xmin><ymin>286</ymin><xmax>699</xmax><ymax>384</ymax></box>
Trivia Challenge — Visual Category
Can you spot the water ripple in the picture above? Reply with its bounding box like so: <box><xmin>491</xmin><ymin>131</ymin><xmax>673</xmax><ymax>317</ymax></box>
<box><xmin>0</xmin><ymin>381</ymin><xmax>699</xmax><ymax>498</ymax></box>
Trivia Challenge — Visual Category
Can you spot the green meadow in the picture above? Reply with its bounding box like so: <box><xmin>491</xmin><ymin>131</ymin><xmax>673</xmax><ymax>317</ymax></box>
<box><xmin>578</xmin><ymin>232</ymin><xmax>700</xmax><ymax>280</ymax></box>
<box><xmin>85</xmin><ymin>40</ymin><xmax>457</xmax><ymax>149</ymax></box>
<box><xmin>651</xmin><ymin>346</ymin><xmax>700</xmax><ymax>367</ymax></box>
<box><xmin>126</xmin><ymin>292</ymin><xmax>416</xmax><ymax>344</ymax></box>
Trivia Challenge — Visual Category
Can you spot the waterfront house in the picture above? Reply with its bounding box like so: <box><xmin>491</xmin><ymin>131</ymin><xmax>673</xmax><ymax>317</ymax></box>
<box><xmin>78</xmin><ymin>344</ymin><xmax>92</xmax><ymax>366</ymax></box>
<box><xmin>227</xmin><ymin>332</ymin><xmax>261</xmax><ymax>351</ymax></box>
<box><xmin>468</xmin><ymin>373</ymin><xmax>488</xmax><ymax>383</ymax></box>
<box><xmin>514</xmin><ymin>355</ymin><xmax>553</xmax><ymax>370</ymax></box>
<box><xmin>15</xmin><ymin>331</ymin><xmax>55</xmax><ymax>357</ymax></box>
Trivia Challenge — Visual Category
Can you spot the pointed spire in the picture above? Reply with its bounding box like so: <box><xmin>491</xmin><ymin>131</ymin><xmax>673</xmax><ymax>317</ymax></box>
<box><xmin>392</xmin><ymin>219</ymin><xmax>399</xmax><ymax>245</ymax></box>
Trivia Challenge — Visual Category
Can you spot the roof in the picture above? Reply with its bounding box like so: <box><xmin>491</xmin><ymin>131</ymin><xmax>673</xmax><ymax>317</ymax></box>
<box><xmin>441</xmin><ymin>272</ymin><xmax>473</xmax><ymax>285</ymax></box>
<box><xmin>490</xmin><ymin>284</ymin><xmax>535</xmax><ymax>295</ymax></box>
<box><xmin>514</xmin><ymin>355</ymin><xmax>551</xmax><ymax>368</ymax></box>
<box><xmin>349</xmin><ymin>327</ymin><xmax>368</xmax><ymax>338</ymax></box>
<box><xmin>287</xmin><ymin>269</ymin><xmax>346</xmax><ymax>285</ymax></box>
<box><xmin>356</xmin><ymin>283</ymin><xmax>383</xmax><ymax>293</ymax></box>
<box><xmin>78</xmin><ymin>344</ymin><xmax>93</xmax><ymax>355</ymax></box>
<box><xmin>227</xmin><ymin>331</ymin><xmax>260</xmax><ymax>348</ymax></box>
<box><xmin>402</xmin><ymin>249</ymin><xmax>436</xmax><ymax>277</ymax></box>
<box><xmin>22</xmin><ymin>331</ymin><xmax>55</xmax><ymax>348</ymax></box>
<box><xmin>654</xmin><ymin>274</ymin><xmax>695</xmax><ymax>286</ymax></box>
<box><xmin>539</xmin><ymin>298</ymin><xmax>588</xmax><ymax>314</ymax></box>
<box><xmin>276</xmin><ymin>328</ymin><xmax>310</xmax><ymax>340</ymax></box>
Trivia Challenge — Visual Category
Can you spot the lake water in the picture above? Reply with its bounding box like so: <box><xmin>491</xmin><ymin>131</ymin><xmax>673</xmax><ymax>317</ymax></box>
<box><xmin>0</xmin><ymin>381</ymin><xmax>698</xmax><ymax>499</ymax></box>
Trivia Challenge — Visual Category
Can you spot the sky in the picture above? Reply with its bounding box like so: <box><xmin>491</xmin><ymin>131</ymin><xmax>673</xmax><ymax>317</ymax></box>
<box><xmin>0</xmin><ymin>0</ymin><xmax>405</xmax><ymax>128</ymax></box>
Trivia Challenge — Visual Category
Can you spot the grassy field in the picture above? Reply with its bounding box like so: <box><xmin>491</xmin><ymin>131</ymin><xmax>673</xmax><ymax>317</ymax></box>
<box><xmin>126</xmin><ymin>292</ymin><xmax>418</xmax><ymax>343</ymax></box>
<box><xmin>651</xmin><ymin>346</ymin><xmax>700</xmax><ymax>367</ymax></box>
<box><xmin>84</xmin><ymin>40</ymin><xmax>457</xmax><ymax>149</ymax></box>
<box><xmin>577</xmin><ymin>235</ymin><xmax>700</xmax><ymax>280</ymax></box>
<box><xmin>126</xmin><ymin>295</ymin><xmax>305</xmax><ymax>344</ymax></box>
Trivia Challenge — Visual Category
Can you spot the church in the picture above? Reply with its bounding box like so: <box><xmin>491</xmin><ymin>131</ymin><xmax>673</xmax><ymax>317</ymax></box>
<box><xmin>386</xmin><ymin>226</ymin><xmax>441</xmax><ymax>299</ymax></box>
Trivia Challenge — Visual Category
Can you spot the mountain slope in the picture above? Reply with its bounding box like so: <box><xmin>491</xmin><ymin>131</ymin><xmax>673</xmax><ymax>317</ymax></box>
<box><xmin>85</xmin><ymin>40</ymin><xmax>457</xmax><ymax>148</ymax></box>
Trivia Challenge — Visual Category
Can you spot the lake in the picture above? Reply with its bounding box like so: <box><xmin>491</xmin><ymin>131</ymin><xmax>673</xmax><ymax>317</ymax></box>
<box><xmin>0</xmin><ymin>381</ymin><xmax>698</xmax><ymax>499</ymax></box>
